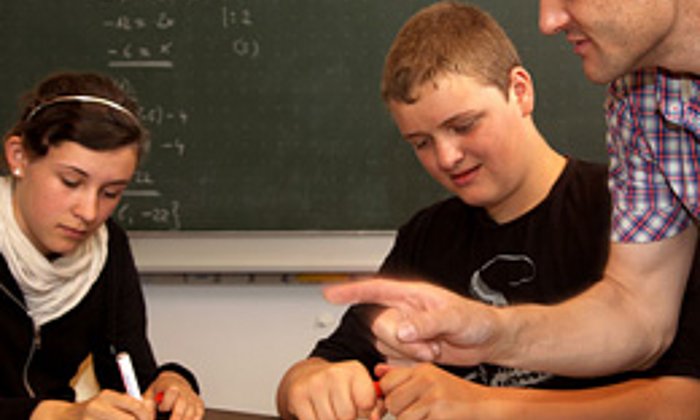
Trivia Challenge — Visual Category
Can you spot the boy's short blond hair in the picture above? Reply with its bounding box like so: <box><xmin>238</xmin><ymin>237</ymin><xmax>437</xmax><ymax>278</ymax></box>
<box><xmin>381</xmin><ymin>1</ymin><xmax>521</xmax><ymax>104</ymax></box>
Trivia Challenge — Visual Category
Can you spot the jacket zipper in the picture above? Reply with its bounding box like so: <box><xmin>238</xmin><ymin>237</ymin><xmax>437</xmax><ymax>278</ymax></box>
<box><xmin>0</xmin><ymin>282</ymin><xmax>39</xmax><ymax>397</ymax></box>
<box><xmin>22</xmin><ymin>323</ymin><xmax>41</xmax><ymax>398</ymax></box>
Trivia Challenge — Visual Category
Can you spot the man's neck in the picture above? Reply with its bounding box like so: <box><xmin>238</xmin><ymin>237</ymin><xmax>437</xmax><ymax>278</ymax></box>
<box><xmin>652</xmin><ymin>2</ymin><xmax>700</xmax><ymax>75</ymax></box>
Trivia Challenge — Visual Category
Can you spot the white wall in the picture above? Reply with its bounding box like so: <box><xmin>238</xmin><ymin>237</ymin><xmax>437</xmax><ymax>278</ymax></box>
<box><xmin>142</xmin><ymin>281</ymin><xmax>352</xmax><ymax>415</ymax></box>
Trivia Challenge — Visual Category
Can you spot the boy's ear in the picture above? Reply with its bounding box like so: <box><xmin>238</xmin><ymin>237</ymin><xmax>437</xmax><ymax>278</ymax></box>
<box><xmin>509</xmin><ymin>66</ymin><xmax>534</xmax><ymax>116</ymax></box>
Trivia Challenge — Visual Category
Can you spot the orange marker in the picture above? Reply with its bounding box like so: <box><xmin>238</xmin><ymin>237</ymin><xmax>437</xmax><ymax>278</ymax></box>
<box><xmin>373</xmin><ymin>381</ymin><xmax>383</xmax><ymax>398</ymax></box>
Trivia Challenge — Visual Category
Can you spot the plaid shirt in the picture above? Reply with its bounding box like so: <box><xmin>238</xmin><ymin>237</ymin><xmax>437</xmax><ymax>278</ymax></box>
<box><xmin>606</xmin><ymin>68</ymin><xmax>700</xmax><ymax>243</ymax></box>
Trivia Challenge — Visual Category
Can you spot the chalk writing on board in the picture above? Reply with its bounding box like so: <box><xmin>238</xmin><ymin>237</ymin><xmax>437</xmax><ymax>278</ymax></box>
<box><xmin>107</xmin><ymin>44</ymin><xmax>175</xmax><ymax>68</ymax></box>
<box><xmin>117</xmin><ymin>201</ymin><xmax>182</xmax><ymax>230</ymax></box>
<box><xmin>131</xmin><ymin>170</ymin><xmax>156</xmax><ymax>187</ymax></box>
<box><xmin>104</xmin><ymin>6</ymin><xmax>186</xmax><ymax>229</ymax></box>
<box><xmin>139</xmin><ymin>105</ymin><xmax>189</xmax><ymax>126</ymax></box>
<box><xmin>160</xmin><ymin>138</ymin><xmax>186</xmax><ymax>157</ymax></box>
<box><xmin>103</xmin><ymin>3</ymin><xmax>266</xmax><ymax>229</ymax></box>
<box><xmin>232</xmin><ymin>37</ymin><xmax>260</xmax><ymax>58</ymax></box>
<box><xmin>103</xmin><ymin>12</ymin><xmax>176</xmax><ymax>32</ymax></box>
<box><xmin>221</xmin><ymin>6</ymin><xmax>253</xmax><ymax>27</ymax></box>
<box><xmin>104</xmin><ymin>12</ymin><xmax>176</xmax><ymax>68</ymax></box>
<box><xmin>222</xmin><ymin>6</ymin><xmax>261</xmax><ymax>59</ymax></box>
<box><xmin>107</xmin><ymin>3</ymin><xmax>263</xmax><ymax>228</ymax></box>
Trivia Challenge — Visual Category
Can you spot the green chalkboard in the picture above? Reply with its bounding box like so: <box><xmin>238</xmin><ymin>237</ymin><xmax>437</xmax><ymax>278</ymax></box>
<box><xmin>0</xmin><ymin>0</ymin><xmax>606</xmax><ymax>231</ymax></box>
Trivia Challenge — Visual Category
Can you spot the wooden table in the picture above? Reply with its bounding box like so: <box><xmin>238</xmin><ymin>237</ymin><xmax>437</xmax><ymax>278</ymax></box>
<box><xmin>205</xmin><ymin>408</ymin><xmax>280</xmax><ymax>420</ymax></box>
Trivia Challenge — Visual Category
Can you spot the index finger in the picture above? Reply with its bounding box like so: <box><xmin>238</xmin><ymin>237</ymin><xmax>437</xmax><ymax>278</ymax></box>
<box><xmin>159</xmin><ymin>387</ymin><xmax>180</xmax><ymax>412</ymax></box>
<box><xmin>323</xmin><ymin>278</ymin><xmax>420</xmax><ymax>309</ymax></box>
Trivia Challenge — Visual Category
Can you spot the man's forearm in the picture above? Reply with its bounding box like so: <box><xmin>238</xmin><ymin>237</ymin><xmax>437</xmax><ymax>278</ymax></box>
<box><xmin>494</xmin><ymin>280</ymin><xmax>669</xmax><ymax>376</ymax></box>
<box><xmin>490</xmin><ymin>377</ymin><xmax>700</xmax><ymax>419</ymax></box>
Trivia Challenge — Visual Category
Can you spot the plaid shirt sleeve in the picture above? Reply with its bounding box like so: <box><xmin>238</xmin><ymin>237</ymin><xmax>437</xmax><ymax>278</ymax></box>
<box><xmin>606</xmin><ymin>69</ymin><xmax>700</xmax><ymax>243</ymax></box>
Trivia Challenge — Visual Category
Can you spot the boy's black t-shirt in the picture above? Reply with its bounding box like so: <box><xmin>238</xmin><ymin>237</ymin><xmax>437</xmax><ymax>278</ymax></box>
<box><xmin>311</xmin><ymin>159</ymin><xmax>700</xmax><ymax>388</ymax></box>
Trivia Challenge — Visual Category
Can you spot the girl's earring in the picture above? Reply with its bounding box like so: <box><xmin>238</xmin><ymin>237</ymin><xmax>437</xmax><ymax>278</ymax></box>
<box><xmin>13</xmin><ymin>168</ymin><xmax>21</xmax><ymax>177</ymax></box>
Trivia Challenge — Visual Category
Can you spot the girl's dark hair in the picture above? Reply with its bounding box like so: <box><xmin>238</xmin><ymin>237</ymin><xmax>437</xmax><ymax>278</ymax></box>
<box><xmin>4</xmin><ymin>72</ymin><xmax>149</xmax><ymax>169</ymax></box>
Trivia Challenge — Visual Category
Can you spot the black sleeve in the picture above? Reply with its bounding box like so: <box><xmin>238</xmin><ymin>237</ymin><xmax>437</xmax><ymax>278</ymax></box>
<box><xmin>0</xmin><ymin>398</ymin><xmax>40</xmax><ymax>419</ymax></box>
<box><xmin>155</xmin><ymin>363</ymin><xmax>200</xmax><ymax>394</ymax></box>
<box><xmin>309</xmin><ymin>216</ymin><xmax>426</xmax><ymax>375</ymax></box>
<box><xmin>92</xmin><ymin>221</ymin><xmax>199</xmax><ymax>394</ymax></box>
<box><xmin>310</xmin><ymin>304</ymin><xmax>385</xmax><ymax>376</ymax></box>
<box><xmin>92</xmin><ymin>220</ymin><xmax>158</xmax><ymax>392</ymax></box>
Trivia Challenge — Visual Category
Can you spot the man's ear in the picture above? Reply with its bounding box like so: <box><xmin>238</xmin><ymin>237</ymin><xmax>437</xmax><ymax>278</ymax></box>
<box><xmin>5</xmin><ymin>135</ymin><xmax>27</xmax><ymax>176</ymax></box>
<box><xmin>509</xmin><ymin>66</ymin><xmax>535</xmax><ymax>116</ymax></box>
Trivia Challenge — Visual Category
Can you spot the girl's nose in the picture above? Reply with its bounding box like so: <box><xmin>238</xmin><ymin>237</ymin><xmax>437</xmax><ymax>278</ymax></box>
<box><xmin>74</xmin><ymin>192</ymin><xmax>99</xmax><ymax>224</ymax></box>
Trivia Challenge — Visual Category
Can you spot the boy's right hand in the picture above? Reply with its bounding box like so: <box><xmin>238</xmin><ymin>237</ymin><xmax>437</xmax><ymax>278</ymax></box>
<box><xmin>281</xmin><ymin>359</ymin><xmax>383</xmax><ymax>420</ymax></box>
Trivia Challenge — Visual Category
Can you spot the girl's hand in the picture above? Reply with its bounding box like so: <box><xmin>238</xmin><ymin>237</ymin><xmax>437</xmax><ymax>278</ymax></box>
<box><xmin>144</xmin><ymin>371</ymin><xmax>205</xmax><ymax>420</ymax></box>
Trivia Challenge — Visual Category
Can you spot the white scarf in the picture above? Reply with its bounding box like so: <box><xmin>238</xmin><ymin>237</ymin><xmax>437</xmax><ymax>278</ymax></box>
<box><xmin>0</xmin><ymin>177</ymin><xmax>107</xmax><ymax>327</ymax></box>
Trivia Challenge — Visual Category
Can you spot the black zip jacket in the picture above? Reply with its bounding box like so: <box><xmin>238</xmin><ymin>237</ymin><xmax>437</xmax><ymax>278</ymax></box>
<box><xmin>0</xmin><ymin>219</ymin><xmax>198</xmax><ymax>418</ymax></box>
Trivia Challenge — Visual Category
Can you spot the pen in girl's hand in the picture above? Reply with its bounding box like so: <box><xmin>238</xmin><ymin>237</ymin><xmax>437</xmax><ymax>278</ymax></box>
<box><xmin>116</xmin><ymin>351</ymin><xmax>142</xmax><ymax>400</ymax></box>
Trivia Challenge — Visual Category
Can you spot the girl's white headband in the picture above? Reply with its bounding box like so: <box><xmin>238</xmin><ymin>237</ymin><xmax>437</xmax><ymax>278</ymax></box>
<box><xmin>25</xmin><ymin>95</ymin><xmax>139</xmax><ymax>125</ymax></box>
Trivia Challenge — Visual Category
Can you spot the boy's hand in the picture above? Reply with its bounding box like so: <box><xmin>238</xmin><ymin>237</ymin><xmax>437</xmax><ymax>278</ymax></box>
<box><xmin>282</xmin><ymin>359</ymin><xmax>382</xmax><ymax>420</ymax></box>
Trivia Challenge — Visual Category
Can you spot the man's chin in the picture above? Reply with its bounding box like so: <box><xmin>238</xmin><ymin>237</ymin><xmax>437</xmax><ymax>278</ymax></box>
<box><xmin>582</xmin><ymin>62</ymin><xmax>618</xmax><ymax>85</ymax></box>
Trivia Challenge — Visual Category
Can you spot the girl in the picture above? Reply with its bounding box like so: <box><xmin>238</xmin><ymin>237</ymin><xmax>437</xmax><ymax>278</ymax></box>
<box><xmin>0</xmin><ymin>72</ymin><xmax>204</xmax><ymax>419</ymax></box>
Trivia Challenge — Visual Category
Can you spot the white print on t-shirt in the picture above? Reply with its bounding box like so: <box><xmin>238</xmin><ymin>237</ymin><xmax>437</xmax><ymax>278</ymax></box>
<box><xmin>467</xmin><ymin>254</ymin><xmax>553</xmax><ymax>387</ymax></box>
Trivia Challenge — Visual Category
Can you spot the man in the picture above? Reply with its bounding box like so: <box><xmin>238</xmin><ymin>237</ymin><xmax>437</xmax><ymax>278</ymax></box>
<box><xmin>324</xmin><ymin>0</ymin><xmax>700</xmax><ymax>377</ymax></box>
<box><xmin>277</xmin><ymin>3</ymin><xmax>700</xmax><ymax>419</ymax></box>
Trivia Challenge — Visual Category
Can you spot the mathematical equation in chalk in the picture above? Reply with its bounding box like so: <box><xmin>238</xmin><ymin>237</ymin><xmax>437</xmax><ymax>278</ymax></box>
<box><xmin>222</xmin><ymin>6</ymin><xmax>260</xmax><ymax>59</ymax></box>
<box><xmin>104</xmin><ymin>11</ymin><xmax>176</xmax><ymax>68</ymax></box>
<box><xmin>117</xmin><ymin>200</ymin><xmax>182</xmax><ymax>230</ymax></box>
<box><xmin>103</xmin><ymin>5</ymin><xmax>261</xmax><ymax>66</ymax></box>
